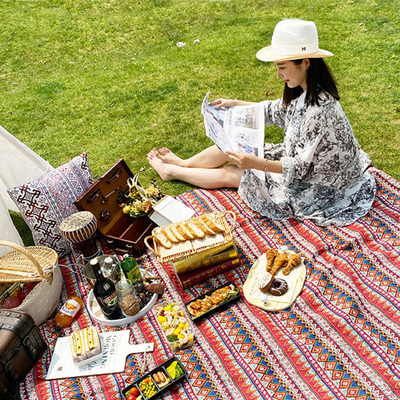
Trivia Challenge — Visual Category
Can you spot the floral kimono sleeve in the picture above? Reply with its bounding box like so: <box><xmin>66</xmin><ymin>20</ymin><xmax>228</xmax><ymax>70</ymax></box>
<box><xmin>262</xmin><ymin>99</ymin><xmax>286</xmax><ymax>129</ymax></box>
<box><xmin>280</xmin><ymin>103</ymin><xmax>360</xmax><ymax>188</ymax></box>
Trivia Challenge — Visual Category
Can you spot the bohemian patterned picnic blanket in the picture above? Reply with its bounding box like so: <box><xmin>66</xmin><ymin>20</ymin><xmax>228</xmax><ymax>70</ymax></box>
<box><xmin>19</xmin><ymin>167</ymin><xmax>400</xmax><ymax>400</ymax></box>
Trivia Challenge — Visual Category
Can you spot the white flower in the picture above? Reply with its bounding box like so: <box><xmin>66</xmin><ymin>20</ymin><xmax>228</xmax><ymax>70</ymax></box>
<box><xmin>176</xmin><ymin>42</ymin><xmax>186</xmax><ymax>47</ymax></box>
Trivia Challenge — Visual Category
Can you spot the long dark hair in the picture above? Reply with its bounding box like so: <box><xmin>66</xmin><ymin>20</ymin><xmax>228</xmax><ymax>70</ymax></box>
<box><xmin>282</xmin><ymin>58</ymin><xmax>339</xmax><ymax>107</ymax></box>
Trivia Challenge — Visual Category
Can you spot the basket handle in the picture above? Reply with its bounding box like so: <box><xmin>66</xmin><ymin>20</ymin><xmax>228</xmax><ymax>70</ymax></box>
<box><xmin>144</xmin><ymin>235</ymin><xmax>157</xmax><ymax>255</ymax></box>
<box><xmin>222</xmin><ymin>210</ymin><xmax>237</xmax><ymax>234</ymax></box>
<box><xmin>0</xmin><ymin>240</ymin><xmax>45</xmax><ymax>279</ymax></box>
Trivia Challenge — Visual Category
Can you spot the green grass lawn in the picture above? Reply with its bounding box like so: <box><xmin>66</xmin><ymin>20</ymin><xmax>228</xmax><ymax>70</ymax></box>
<box><xmin>1</xmin><ymin>0</ymin><xmax>400</xmax><ymax>246</ymax></box>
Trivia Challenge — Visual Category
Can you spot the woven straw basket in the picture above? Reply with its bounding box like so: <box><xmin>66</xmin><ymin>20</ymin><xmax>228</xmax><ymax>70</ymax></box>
<box><xmin>0</xmin><ymin>240</ymin><xmax>63</xmax><ymax>325</ymax></box>
<box><xmin>144</xmin><ymin>210</ymin><xmax>237</xmax><ymax>264</ymax></box>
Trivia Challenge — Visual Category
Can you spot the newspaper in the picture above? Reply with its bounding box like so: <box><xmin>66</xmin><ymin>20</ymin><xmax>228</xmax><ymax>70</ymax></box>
<box><xmin>201</xmin><ymin>92</ymin><xmax>265</xmax><ymax>180</ymax></box>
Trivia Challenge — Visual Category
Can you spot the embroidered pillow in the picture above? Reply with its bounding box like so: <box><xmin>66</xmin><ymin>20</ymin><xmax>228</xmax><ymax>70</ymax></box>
<box><xmin>7</xmin><ymin>153</ymin><xmax>93</xmax><ymax>256</ymax></box>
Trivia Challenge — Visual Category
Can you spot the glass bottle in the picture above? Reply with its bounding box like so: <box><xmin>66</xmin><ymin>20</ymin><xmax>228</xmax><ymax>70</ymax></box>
<box><xmin>121</xmin><ymin>254</ymin><xmax>141</xmax><ymax>284</ymax></box>
<box><xmin>101</xmin><ymin>256</ymin><xmax>118</xmax><ymax>284</ymax></box>
<box><xmin>55</xmin><ymin>295</ymin><xmax>84</xmax><ymax>329</ymax></box>
<box><xmin>90</xmin><ymin>258</ymin><xmax>122</xmax><ymax>320</ymax></box>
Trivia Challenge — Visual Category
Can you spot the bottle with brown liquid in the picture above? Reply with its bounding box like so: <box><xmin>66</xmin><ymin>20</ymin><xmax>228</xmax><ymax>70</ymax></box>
<box><xmin>90</xmin><ymin>258</ymin><xmax>122</xmax><ymax>320</ymax></box>
<box><xmin>55</xmin><ymin>295</ymin><xmax>84</xmax><ymax>329</ymax></box>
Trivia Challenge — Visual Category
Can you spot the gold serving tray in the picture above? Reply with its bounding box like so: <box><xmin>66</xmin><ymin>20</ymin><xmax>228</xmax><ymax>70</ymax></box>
<box><xmin>144</xmin><ymin>211</ymin><xmax>237</xmax><ymax>264</ymax></box>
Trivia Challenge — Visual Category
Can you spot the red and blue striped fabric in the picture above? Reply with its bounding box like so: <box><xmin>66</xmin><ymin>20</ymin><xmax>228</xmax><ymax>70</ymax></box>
<box><xmin>20</xmin><ymin>167</ymin><xmax>400</xmax><ymax>400</ymax></box>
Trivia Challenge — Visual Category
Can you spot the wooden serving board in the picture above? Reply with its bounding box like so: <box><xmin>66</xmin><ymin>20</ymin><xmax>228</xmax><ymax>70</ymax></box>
<box><xmin>243</xmin><ymin>251</ymin><xmax>306</xmax><ymax>311</ymax></box>
<box><xmin>46</xmin><ymin>330</ymin><xmax>154</xmax><ymax>380</ymax></box>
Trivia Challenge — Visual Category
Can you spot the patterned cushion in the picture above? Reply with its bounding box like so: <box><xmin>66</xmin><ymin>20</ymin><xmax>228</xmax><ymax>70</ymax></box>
<box><xmin>7</xmin><ymin>153</ymin><xmax>93</xmax><ymax>256</ymax></box>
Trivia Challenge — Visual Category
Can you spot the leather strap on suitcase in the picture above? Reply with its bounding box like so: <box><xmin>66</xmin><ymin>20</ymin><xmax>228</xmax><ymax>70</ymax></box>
<box><xmin>0</xmin><ymin>309</ymin><xmax>46</xmax><ymax>399</ymax></box>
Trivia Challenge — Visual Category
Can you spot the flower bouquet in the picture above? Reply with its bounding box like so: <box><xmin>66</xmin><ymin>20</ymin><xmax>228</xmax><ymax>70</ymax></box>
<box><xmin>118</xmin><ymin>169</ymin><xmax>164</xmax><ymax>218</ymax></box>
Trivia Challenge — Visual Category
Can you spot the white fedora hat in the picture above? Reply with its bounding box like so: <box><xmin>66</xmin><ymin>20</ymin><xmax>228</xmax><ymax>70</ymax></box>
<box><xmin>256</xmin><ymin>19</ymin><xmax>334</xmax><ymax>62</ymax></box>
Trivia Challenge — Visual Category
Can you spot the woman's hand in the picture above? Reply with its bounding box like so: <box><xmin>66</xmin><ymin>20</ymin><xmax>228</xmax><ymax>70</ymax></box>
<box><xmin>209</xmin><ymin>98</ymin><xmax>256</xmax><ymax>109</ymax></box>
<box><xmin>209</xmin><ymin>98</ymin><xmax>238</xmax><ymax>109</ymax></box>
<box><xmin>225</xmin><ymin>151</ymin><xmax>265</xmax><ymax>170</ymax></box>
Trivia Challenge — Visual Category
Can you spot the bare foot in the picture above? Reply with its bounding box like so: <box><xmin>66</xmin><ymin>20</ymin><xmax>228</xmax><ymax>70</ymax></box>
<box><xmin>156</xmin><ymin>147</ymin><xmax>183</xmax><ymax>166</ymax></box>
<box><xmin>147</xmin><ymin>149</ymin><xmax>174</xmax><ymax>181</ymax></box>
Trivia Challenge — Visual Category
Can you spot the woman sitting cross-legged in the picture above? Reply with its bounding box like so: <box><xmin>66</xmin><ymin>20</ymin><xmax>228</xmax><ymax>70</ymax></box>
<box><xmin>147</xmin><ymin>19</ymin><xmax>376</xmax><ymax>227</ymax></box>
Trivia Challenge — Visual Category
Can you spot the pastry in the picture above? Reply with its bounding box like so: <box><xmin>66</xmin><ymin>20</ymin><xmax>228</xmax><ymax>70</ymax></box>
<box><xmin>265</xmin><ymin>248</ymin><xmax>278</xmax><ymax>272</ymax></box>
<box><xmin>282</xmin><ymin>253</ymin><xmax>302</xmax><ymax>275</ymax></box>
<box><xmin>258</xmin><ymin>272</ymin><xmax>274</xmax><ymax>293</ymax></box>
<box><xmin>70</xmin><ymin>326</ymin><xmax>102</xmax><ymax>365</ymax></box>
<box><xmin>270</xmin><ymin>252</ymin><xmax>289</xmax><ymax>275</ymax></box>
<box><xmin>268</xmin><ymin>278</ymin><xmax>289</xmax><ymax>296</ymax></box>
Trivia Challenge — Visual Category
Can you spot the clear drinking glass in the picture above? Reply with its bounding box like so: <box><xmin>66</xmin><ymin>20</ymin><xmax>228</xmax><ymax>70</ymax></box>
<box><xmin>115</xmin><ymin>279</ymin><xmax>136</xmax><ymax>305</ymax></box>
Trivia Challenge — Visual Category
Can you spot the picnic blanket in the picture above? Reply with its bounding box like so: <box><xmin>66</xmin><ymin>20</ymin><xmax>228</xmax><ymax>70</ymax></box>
<box><xmin>19</xmin><ymin>166</ymin><xmax>400</xmax><ymax>400</ymax></box>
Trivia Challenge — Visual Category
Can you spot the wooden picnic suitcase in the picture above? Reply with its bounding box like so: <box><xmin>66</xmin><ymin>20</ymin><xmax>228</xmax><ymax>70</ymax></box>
<box><xmin>0</xmin><ymin>309</ymin><xmax>46</xmax><ymax>399</ymax></box>
<box><xmin>74</xmin><ymin>159</ymin><xmax>155</xmax><ymax>255</ymax></box>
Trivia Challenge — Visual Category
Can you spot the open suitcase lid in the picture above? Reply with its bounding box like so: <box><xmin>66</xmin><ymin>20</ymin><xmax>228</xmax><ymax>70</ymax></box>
<box><xmin>74</xmin><ymin>159</ymin><xmax>133</xmax><ymax>236</ymax></box>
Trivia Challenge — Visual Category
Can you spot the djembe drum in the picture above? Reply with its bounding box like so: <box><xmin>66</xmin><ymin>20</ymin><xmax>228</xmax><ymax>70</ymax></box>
<box><xmin>59</xmin><ymin>211</ymin><xmax>101</xmax><ymax>261</ymax></box>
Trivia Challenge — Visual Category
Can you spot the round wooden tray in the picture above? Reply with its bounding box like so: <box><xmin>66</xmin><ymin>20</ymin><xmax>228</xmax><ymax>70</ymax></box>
<box><xmin>243</xmin><ymin>251</ymin><xmax>306</xmax><ymax>311</ymax></box>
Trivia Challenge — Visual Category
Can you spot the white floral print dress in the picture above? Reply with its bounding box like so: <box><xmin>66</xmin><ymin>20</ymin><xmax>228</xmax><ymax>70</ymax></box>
<box><xmin>238</xmin><ymin>90</ymin><xmax>376</xmax><ymax>226</ymax></box>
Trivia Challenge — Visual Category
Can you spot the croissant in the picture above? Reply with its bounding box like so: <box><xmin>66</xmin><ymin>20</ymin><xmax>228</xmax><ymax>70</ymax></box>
<box><xmin>265</xmin><ymin>248</ymin><xmax>278</xmax><ymax>272</ymax></box>
<box><xmin>282</xmin><ymin>253</ymin><xmax>302</xmax><ymax>275</ymax></box>
<box><xmin>270</xmin><ymin>252</ymin><xmax>288</xmax><ymax>275</ymax></box>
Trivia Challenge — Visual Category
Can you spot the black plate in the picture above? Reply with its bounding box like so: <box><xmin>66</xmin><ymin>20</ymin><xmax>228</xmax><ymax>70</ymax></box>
<box><xmin>122</xmin><ymin>356</ymin><xmax>187</xmax><ymax>400</ymax></box>
<box><xmin>185</xmin><ymin>282</ymin><xmax>241</xmax><ymax>322</ymax></box>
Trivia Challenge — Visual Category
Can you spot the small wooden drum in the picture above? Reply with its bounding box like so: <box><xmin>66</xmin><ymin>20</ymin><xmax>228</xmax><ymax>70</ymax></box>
<box><xmin>60</xmin><ymin>211</ymin><xmax>100</xmax><ymax>260</ymax></box>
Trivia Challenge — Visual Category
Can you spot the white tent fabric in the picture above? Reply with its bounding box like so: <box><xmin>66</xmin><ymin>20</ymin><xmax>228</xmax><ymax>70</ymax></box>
<box><xmin>0</xmin><ymin>125</ymin><xmax>53</xmax><ymax>255</ymax></box>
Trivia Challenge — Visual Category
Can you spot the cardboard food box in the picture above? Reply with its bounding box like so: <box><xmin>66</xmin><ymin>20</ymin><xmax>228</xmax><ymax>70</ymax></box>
<box><xmin>74</xmin><ymin>159</ymin><xmax>155</xmax><ymax>255</ymax></box>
